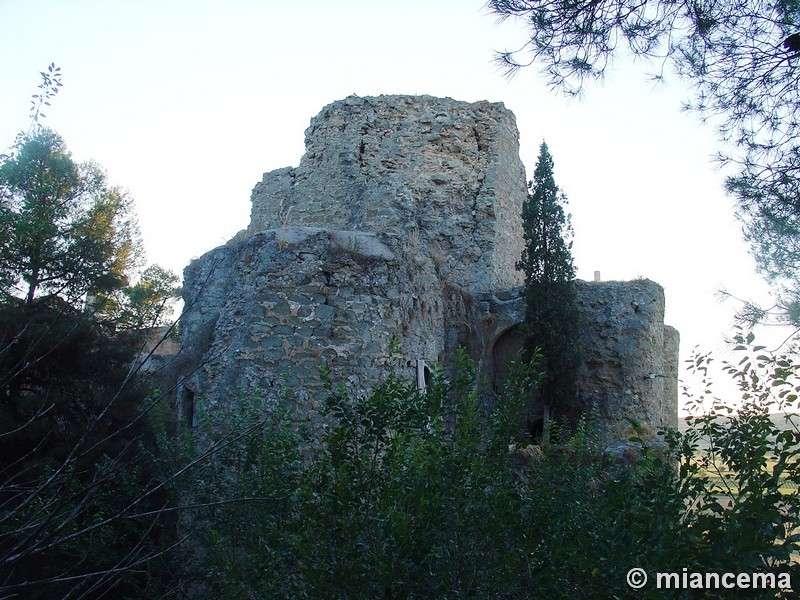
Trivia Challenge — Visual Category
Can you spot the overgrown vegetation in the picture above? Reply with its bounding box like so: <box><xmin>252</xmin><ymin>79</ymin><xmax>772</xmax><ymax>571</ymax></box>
<box><xmin>163</xmin><ymin>337</ymin><xmax>800</xmax><ymax>599</ymax></box>
<box><xmin>171</xmin><ymin>351</ymin><xmax>541</xmax><ymax>598</ymax></box>
<box><xmin>0</xmin><ymin>68</ymin><xmax>181</xmax><ymax>598</ymax></box>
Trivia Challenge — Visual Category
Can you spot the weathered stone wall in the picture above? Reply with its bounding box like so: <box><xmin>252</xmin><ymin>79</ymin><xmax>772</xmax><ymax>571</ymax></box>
<box><xmin>179</xmin><ymin>226</ymin><xmax>445</xmax><ymax>435</ymax></box>
<box><xmin>175</xmin><ymin>94</ymin><xmax>679</xmax><ymax>442</ymax></box>
<box><xmin>466</xmin><ymin>280</ymin><xmax>679</xmax><ymax>438</ymax></box>
<box><xmin>574</xmin><ymin>279</ymin><xmax>680</xmax><ymax>435</ymax></box>
<box><xmin>247</xmin><ymin>95</ymin><xmax>527</xmax><ymax>292</ymax></box>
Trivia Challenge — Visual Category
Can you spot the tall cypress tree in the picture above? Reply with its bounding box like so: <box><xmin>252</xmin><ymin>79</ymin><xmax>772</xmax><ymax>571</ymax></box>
<box><xmin>517</xmin><ymin>142</ymin><xmax>581</xmax><ymax>437</ymax></box>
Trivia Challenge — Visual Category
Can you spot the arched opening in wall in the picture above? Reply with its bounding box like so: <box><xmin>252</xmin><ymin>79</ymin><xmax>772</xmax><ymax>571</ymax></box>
<box><xmin>490</xmin><ymin>325</ymin><xmax>545</xmax><ymax>440</ymax></box>
<box><xmin>490</xmin><ymin>325</ymin><xmax>527</xmax><ymax>397</ymax></box>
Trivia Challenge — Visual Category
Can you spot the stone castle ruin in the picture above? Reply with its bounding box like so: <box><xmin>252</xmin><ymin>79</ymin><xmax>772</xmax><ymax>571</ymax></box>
<box><xmin>174</xmin><ymin>94</ymin><xmax>679</xmax><ymax>438</ymax></box>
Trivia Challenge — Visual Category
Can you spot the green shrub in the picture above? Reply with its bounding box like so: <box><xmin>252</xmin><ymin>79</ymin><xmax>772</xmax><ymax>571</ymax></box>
<box><xmin>181</xmin><ymin>338</ymin><xmax>800</xmax><ymax>599</ymax></box>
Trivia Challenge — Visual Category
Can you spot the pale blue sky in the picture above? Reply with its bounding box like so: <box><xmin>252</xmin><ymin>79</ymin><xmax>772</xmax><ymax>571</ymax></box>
<box><xmin>0</xmin><ymin>0</ymin><xmax>781</xmax><ymax>409</ymax></box>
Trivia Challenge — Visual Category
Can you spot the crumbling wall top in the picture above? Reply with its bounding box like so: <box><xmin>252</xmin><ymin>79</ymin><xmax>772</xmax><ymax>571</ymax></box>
<box><xmin>247</xmin><ymin>94</ymin><xmax>527</xmax><ymax>291</ymax></box>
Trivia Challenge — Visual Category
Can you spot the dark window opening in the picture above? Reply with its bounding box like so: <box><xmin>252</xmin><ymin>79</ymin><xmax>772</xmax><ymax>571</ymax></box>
<box><xmin>183</xmin><ymin>386</ymin><xmax>198</xmax><ymax>429</ymax></box>
<box><xmin>417</xmin><ymin>359</ymin><xmax>433</xmax><ymax>394</ymax></box>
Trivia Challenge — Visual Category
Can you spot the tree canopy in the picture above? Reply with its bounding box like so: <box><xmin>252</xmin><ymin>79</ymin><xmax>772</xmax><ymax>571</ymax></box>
<box><xmin>517</xmin><ymin>142</ymin><xmax>581</xmax><ymax>431</ymax></box>
<box><xmin>0</xmin><ymin>81</ymin><xmax>181</xmax><ymax>596</ymax></box>
<box><xmin>0</xmin><ymin>128</ymin><xmax>141</xmax><ymax>307</ymax></box>
<box><xmin>490</xmin><ymin>0</ymin><xmax>800</xmax><ymax>327</ymax></box>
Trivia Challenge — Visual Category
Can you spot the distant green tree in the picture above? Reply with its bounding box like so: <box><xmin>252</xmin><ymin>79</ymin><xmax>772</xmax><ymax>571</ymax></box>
<box><xmin>96</xmin><ymin>264</ymin><xmax>181</xmax><ymax>330</ymax></box>
<box><xmin>0</xmin><ymin>128</ymin><xmax>142</xmax><ymax>307</ymax></box>
<box><xmin>516</xmin><ymin>142</ymin><xmax>581</xmax><ymax>437</ymax></box>
<box><xmin>0</xmin><ymin>63</ymin><xmax>62</xmax><ymax>164</ymax></box>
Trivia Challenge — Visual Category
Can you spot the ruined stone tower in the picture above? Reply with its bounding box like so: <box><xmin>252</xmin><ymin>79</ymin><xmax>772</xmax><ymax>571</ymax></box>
<box><xmin>175</xmin><ymin>94</ymin><xmax>679</xmax><ymax>438</ymax></box>
<box><xmin>246</xmin><ymin>94</ymin><xmax>525</xmax><ymax>291</ymax></box>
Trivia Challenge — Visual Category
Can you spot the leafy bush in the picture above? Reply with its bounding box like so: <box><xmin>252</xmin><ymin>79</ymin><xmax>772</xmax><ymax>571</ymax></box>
<box><xmin>679</xmin><ymin>333</ymin><xmax>800</xmax><ymax>592</ymax></box>
<box><xmin>180</xmin><ymin>350</ymin><xmax>540</xmax><ymax>598</ymax></box>
<box><xmin>180</xmin><ymin>337</ymin><xmax>800</xmax><ymax>599</ymax></box>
